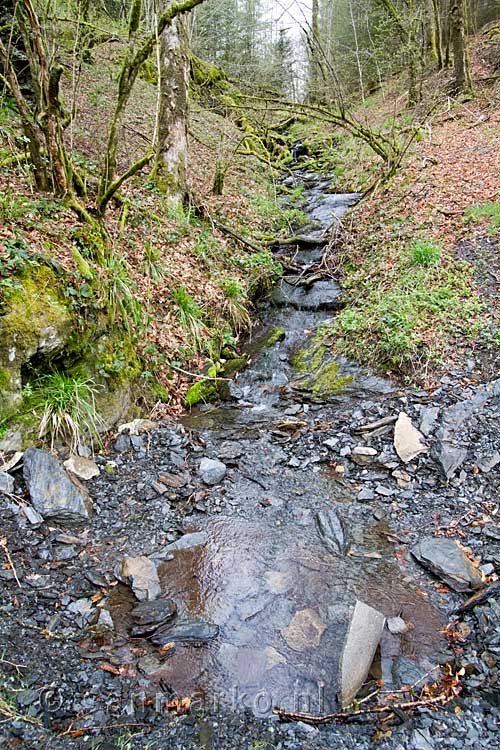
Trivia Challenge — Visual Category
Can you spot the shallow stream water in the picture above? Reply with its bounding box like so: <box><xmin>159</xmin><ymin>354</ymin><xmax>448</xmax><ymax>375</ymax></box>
<box><xmin>110</xmin><ymin>172</ymin><xmax>447</xmax><ymax>716</ymax></box>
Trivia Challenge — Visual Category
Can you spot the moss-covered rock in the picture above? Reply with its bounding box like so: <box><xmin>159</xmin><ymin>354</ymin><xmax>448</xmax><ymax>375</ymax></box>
<box><xmin>0</xmin><ymin>266</ymin><xmax>74</xmax><ymax>418</ymax></box>
<box><xmin>185</xmin><ymin>378</ymin><xmax>220</xmax><ymax>408</ymax></box>
<box><xmin>221</xmin><ymin>356</ymin><xmax>248</xmax><ymax>376</ymax></box>
<box><xmin>263</xmin><ymin>326</ymin><xmax>286</xmax><ymax>347</ymax></box>
<box><xmin>291</xmin><ymin>340</ymin><xmax>353</xmax><ymax>399</ymax></box>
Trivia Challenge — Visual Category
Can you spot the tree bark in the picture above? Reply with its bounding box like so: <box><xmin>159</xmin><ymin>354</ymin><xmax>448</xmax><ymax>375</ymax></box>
<box><xmin>450</xmin><ymin>0</ymin><xmax>472</xmax><ymax>90</ymax></box>
<box><xmin>153</xmin><ymin>0</ymin><xmax>189</xmax><ymax>203</ymax></box>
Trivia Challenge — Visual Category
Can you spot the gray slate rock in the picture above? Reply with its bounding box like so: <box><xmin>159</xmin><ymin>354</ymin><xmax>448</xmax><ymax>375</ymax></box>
<box><xmin>411</xmin><ymin>536</ymin><xmax>484</xmax><ymax>592</ymax></box>
<box><xmin>23</xmin><ymin>448</ymin><xmax>92</xmax><ymax>523</ymax></box>
<box><xmin>151</xmin><ymin>619</ymin><xmax>219</xmax><ymax>645</ymax></box>
<box><xmin>316</xmin><ymin>510</ymin><xmax>349</xmax><ymax>555</ymax></box>
<box><xmin>0</xmin><ymin>472</ymin><xmax>14</xmax><ymax>494</ymax></box>
<box><xmin>130</xmin><ymin>599</ymin><xmax>177</xmax><ymax>636</ymax></box>
<box><xmin>199</xmin><ymin>457</ymin><xmax>226</xmax><ymax>485</ymax></box>
<box><xmin>164</xmin><ymin>531</ymin><xmax>208</xmax><ymax>552</ymax></box>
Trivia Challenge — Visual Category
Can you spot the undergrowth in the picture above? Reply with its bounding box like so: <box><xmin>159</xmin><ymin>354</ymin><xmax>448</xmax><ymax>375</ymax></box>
<box><xmin>331</xmin><ymin>238</ymin><xmax>484</xmax><ymax>377</ymax></box>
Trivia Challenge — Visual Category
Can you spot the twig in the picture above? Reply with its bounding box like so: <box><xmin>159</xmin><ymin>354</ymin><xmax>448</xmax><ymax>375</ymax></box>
<box><xmin>0</xmin><ymin>537</ymin><xmax>21</xmax><ymax>589</ymax></box>
<box><xmin>59</xmin><ymin>721</ymin><xmax>149</xmax><ymax>737</ymax></box>
<box><xmin>167</xmin><ymin>363</ymin><xmax>230</xmax><ymax>382</ymax></box>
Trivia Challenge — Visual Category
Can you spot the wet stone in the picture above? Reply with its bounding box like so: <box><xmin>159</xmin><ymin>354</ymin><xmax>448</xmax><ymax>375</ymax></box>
<box><xmin>411</xmin><ymin>537</ymin><xmax>484</xmax><ymax>592</ymax></box>
<box><xmin>316</xmin><ymin>509</ymin><xmax>349</xmax><ymax>555</ymax></box>
<box><xmin>151</xmin><ymin>619</ymin><xmax>219</xmax><ymax>645</ymax></box>
<box><xmin>130</xmin><ymin>599</ymin><xmax>177</xmax><ymax>636</ymax></box>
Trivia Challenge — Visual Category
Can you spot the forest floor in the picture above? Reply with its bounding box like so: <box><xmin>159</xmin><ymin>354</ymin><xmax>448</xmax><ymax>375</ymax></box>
<box><xmin>0</xmin><ymin>23</ymin><xmax>499</xmax><ymax>750</ymax></box>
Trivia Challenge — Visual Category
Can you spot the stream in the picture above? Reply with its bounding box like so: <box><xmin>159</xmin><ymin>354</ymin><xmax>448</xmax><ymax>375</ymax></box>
<box><xmin>108</xmin><ymin>171</ymin><xmax>447</xmax><ymax>717</ymax></box>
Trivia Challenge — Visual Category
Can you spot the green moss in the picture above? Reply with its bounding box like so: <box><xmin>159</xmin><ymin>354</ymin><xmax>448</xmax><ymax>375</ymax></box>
<box><xmin>71</xmin><ymin>247</ymin><xmax>94</xmax><ymax>279</ymax></box>
<box><xmin>263</xmin><ymin>326</ymin><xmax>285</xmax><ymax>347</ymax></box>
<box><xmin>149</xmin><ymin>381</ymin><xmax>170</xmax><ymax>403</ymax></box>
<box><xmin>291</xmin><ymin>344</ymin><xmax>326</xmax><ymax>373</ymax></box>
<box><xmin>0</xmin><ymin>367</ymin><xmax>10</xmax><ymax>390</ymax></box>
<box><xmin>185</xmin><ymin>379</ymin><xmax>219</xmax><ymax>407</ymax></box>
<box><xmin>1</xmin><ymin>266</ymin><xmax>73</xmax><ymax>344</ymax></box>
<box><xmin>221</xmin><ymin>356</ymin><xmax>248</xmax><ymax>376</ymax></box>
<box><xmin>80</xmin><ymin>332</ymin><xmax>142</xmax><ymax>390</ymax></box>
<box><xmin>306</xmin><ymin>362</ymin><xmax>353</xmax><ymax>398</ymax></box>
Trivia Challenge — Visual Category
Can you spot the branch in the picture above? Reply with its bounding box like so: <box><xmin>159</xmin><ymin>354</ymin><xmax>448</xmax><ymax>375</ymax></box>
<box><xmin>97</xmin><ymin>151</ymin><xmax>153</xmax><ymax>215</ymax></box>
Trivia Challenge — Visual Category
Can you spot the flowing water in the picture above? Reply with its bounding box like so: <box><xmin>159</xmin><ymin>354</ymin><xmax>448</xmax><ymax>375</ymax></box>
<box><xmin>110</xmin><ymin>172</ymin><xmax>447</xmax><ymax>716</ymax></box>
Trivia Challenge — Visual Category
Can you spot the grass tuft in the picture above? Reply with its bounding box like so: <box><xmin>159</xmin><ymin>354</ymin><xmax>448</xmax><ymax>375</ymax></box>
<box><xmin>409</xmin><ymin>238</ymin><xmax>442</xmax><ymax>266</ymax></box>
<box><xmin>24</xmin><ymin>372</ymin><xmax>104</xmax><ymax>451</ymax></box>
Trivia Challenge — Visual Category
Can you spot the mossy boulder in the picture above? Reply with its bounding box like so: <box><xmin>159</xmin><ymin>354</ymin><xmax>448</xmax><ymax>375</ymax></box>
<box><xmin>290</xmin><ymin>341</ymin><xmax>353</xmax><ymax>399</ymax></box>
<box><xmin>0</xmin><ymin>266</ymin><xmax>74</xmax><ymax>418</ymax></box>
<box><xmin>185</xmin><ymin>379</ymin><xmax>220</xmax><ymax>408</ymax></box>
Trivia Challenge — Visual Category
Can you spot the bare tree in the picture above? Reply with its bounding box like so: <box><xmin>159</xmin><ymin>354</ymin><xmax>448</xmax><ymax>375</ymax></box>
<box><xmin>152</xmin><ymin>0</ymin><xmax>189</xmax><ymax>203</ymax></box>
<box><xmin>450</xmin><ymin>0</ymin><xmax>472</xmax><ymax>90</ymax></box>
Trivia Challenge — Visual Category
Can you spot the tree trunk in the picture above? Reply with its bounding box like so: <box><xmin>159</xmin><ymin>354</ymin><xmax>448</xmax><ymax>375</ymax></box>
<box><xmin>153</xmin><ymin>0</ymin><xmax>189</xmax><ymax>203</ymax></box>
<box><xmin>431</xmin><ymin>0</ymin><xmax>444</xmax><ymax>69</ymax></box>
<box><xmin>450</xmin><ymin>0</ymin><xmax>471</xmax><ymax>90</ymax></box>
<box><xmin>308</xmin><ymin>0</ymin><xmax>321</xmax><ymax>103</ymax></box>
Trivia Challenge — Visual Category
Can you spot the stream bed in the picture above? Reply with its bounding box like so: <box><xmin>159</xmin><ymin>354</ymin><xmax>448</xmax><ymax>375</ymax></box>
<box><xmin>107</xmin><ymin>172</ymin><xmax>447</xmax><ymax>715</ymax></box>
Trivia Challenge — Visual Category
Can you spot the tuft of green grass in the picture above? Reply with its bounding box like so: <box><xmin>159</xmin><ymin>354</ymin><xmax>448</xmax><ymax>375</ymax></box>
<box><xmin>219</xmin><ymin>278</ymin><xmax>252</xmax><ymax>333</ymax></box>
<box><xmin>102</xmin><ymin>252</ymin><xmax>143</xmax><ymax>330</ymax></box>
<box><xmin>463</xmin><ymin>202</ymin><xmax>500</xmax><ymax>235</ymax></box>
<box><xmin>142</xmin><ymin>241</ymin><xmax>167</xmax><ymax>281</ymax></box>
<box><xmin>409</xmin><ymin>238</ymin><xmax>442</xmax><ymax>266</ymax></box>
<box><xmin>24</xmin><ymin>372</ymin><xmax>103</xmax><ymax>451</ymax></box>
<box><xmin>172</xmin><ymin>286</ymin><xmax>207</xmax><ymax>353</ymax></box>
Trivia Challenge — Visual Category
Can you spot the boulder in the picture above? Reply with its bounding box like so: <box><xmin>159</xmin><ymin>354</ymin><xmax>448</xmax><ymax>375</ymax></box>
<box><xmin>411</xmin><ymin>537</ymin><xmax>484</xmax><ymax>592</ymax></box>
<box><xmin>23</xmin><ymin>448</ymin><xmax>92</xmax><ymax>523</ymax></box>
<box><xmin>121</xmin><ymin>556</ymin><xmax>161</xmax><ymax>601</ymax></box>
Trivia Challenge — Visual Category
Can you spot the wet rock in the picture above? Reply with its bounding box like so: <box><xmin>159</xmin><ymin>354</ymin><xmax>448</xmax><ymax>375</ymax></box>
<box><xmin>411</xmin><ymin>537</ymin><xmax>484</xmax><ymax>592</ymax></box>
<box><xmin>0</xmin><ymin>471</ymin><xmax>14</xmax><ymax>494</ymax></box>
<box><xmin>164</xmin><ymin>531</ymin><xmax>208</xmax><ymax>552</ymax></box>
<box><xmin>394</xmin><ymin>412</ymin><xmax>428</xmax><ymax>463</ymax></box>
<box><xmin>121</xmin><ymin>555</ymin><xmax>161</xmax><ymax>601</ymax></box>
<box><xmin>23</xmin><ymin>448</ymin><xmax>92</xmax><ymax>523</ymax></box>
<box><xmin>281</xmin><ymin>608</ymin><xmax>326</xmax><ymax>651</ymax></box>
<box><xmin>199</xmin><ymin>457</ymin><xmax>226</xmax><ymax>485</ymax></box>
<box><xmin>151</xmin><ymin>619</ymin><xmax>219</xmax><ymax>645</ymax></box>
<box><xmin>271</xmin><ymin>278</ymin><xmax>343</xmax><ymax>311</ymax></box>
<box><xmin>130</xmin><ymin>599</ymin><xmax>177</xmax><ymax>636</ymax></box>
<box><xmin>316</xmin><ymin>509</ymin><xmax>348</xmax><ymax>555</ymax></box>
<box><xmin>339</xmin><ymin>600</ymin><xmax>385</xmax><ymax>707</ymax></box>
<box><xmin>63</xmin><ymin>456</ymin><xmax>100</xmax><ymax>481</ymax></box>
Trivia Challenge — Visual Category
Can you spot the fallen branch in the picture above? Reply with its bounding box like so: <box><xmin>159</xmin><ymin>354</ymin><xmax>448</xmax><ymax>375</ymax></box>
<box><xmin>273</xmin><ymin>692</ymin><xmax>455</xmax><ymax>725</ymax></box>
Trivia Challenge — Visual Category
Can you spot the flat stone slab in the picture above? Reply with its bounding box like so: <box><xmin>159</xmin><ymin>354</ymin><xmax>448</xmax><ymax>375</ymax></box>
<box><xmin>411</xmin><ymin>537</ymin><xmax>484</xmax><ymax>592</ymax></box>
<box><xmin>23</xmin><ymin>448</ymin><xmax>92</xmax><ymax>523</ymax></box>
<box><xmin>340</xmin><ymin>600</ymin><xmax>385</xmax><ymax>707</ymax></box>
